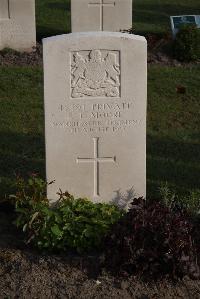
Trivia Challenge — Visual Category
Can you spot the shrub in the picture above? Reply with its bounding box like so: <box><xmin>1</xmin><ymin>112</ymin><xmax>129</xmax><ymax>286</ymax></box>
<box><xmin>11</xmin><ymin>175</ymin><xmax>123</xmax><ymax>253</ymax></box>
<box><xmin>159</xmin><ymin>182</ymin><xmax>200</xmax><ymax>215</ymax></box>
<box><xmin>103</xmin><ymin>198</ymin><xmax>200</xmax><ymax>279</ymax></box>
<box><xmin>173</xmin><ymin>24</ymin><xmax>200</xmax><ymax>62</ymax></box>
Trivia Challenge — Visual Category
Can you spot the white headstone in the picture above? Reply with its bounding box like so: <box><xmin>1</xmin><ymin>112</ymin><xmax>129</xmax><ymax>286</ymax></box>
<box><xmin>43</xmin><ymin>32</ymin><xmax>147</xmax><ymax>205</ymax></box>
<box><xmin>71</xmin><ymin>0</ymin><xmax>132</xmax><ymax>32</ymax></box>
<box><xmin>0</xmin><ymin>0</ymin><xmax>36</xmax><ymax>51</ymax></box>
<box><xmin>0</xmin><ymin>0</ymin><xmax>10</xmax><ymax>20</ymax></box>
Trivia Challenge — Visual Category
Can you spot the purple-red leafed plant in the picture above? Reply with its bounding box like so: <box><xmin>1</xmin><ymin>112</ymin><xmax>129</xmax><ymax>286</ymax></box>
<box><xmin>104</xmin><ymin>198</ymin><xmax>200</xmax><ymax>280</ymax></box>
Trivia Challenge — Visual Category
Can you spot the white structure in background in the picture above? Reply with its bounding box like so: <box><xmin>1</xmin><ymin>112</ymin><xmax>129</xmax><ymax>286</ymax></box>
<box><xmin>170</xmin><ymin>15</ymin><xmax>200</xmax><ymax>38</ymax></box>
<box><xmin>0</xmin><ymin>0</ymin><xmax>36</xmax><ymax>51</ymax></box>
<box><xmin>71</xmin><ymin>0</ymin><xmax>132</xmax><ymax>32</ymax></box>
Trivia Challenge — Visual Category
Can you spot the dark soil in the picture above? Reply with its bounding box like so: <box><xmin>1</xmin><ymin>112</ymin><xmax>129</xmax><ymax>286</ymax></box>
<box><xmin>0</xmin><ymin>208</ymin><xmax>200</xmax><ymax>299</ymax></box>
<box><xmin>0</xmin><ymin>44</ymin><xmax>43</xmax><ymax>67</ymax></box>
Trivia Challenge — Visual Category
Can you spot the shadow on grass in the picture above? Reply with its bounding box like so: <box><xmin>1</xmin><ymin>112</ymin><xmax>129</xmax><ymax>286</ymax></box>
<box><xmin>134</xmin><ymin>9</ymin><xmax>168</xmax><ymax>26</ymax></box>
<box><xmin>134</xmin><ymin>2</ymin><xmax>200</xmax><ymax>15</ymax></box>
<box><xmin>47</xmin><ymin>1</ymin><xmax>70</xmax><ymax>11</ymax></box>
<box><xmin>36</xmin><ymin>0</ymin><xmax>71</xmax><ymax>41</ymax></box>
<box><xmin>147</xmin><ymin>134</ymin><xmax>200</xmax><ymax>198</ymax></box>
<box><xmin>0</xmin><ymin>132</ymin><xmax>45</xmax><ymax>198</ymax></box>
<box><xmin>36</xmin><ymin>26</ymin><xmax>70</xmax><ymax>41</ymax></box>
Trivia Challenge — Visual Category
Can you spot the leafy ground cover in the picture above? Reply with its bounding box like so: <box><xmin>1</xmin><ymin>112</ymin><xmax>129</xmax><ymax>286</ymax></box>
<box><xmin>13</xmin><ymin>176</ymin><xmax>123</xmax><ymax>253</ymax></box>
<box><xmin>104</xmin><ymin>198</ymin><xmax>200</xmax><ymax>279</ymax></box>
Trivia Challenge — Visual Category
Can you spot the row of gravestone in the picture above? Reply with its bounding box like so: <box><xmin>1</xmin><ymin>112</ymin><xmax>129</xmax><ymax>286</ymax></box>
<box><xmin>0</xmin><ymin>0</ymin><xmax>35</xmax><ymax>51</ymax></box>
<box><xmin>0</xmin><ymin>0</ymin><xmax>132</xmax><ymax>51</ymax></box>
<box><xmin>1</xmin><ymin>0</ymin><xmax>147</xmax><ymax>207</ymax></box>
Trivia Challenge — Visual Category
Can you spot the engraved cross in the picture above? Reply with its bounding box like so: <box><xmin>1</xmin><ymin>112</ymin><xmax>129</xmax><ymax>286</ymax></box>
<box><xmin>76</xmin><ymin>137</ymin><xmax>116</xmax><ymax>197</ymax></box>
<box><xmin>88</xmin><ymin>0</ymin><xmax>115</xmax><ymax>30</ymax></box>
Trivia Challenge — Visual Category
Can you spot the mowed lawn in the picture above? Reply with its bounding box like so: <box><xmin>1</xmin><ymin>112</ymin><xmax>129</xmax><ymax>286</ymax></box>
<box><xmin>36</xmin><ymin>0</ymin><xmax>200</xmax><ymax>39</ymax></box>
<box><xmin>0</xmin><ymin>66</ymin><xmax>200</xmax><ymax>199</ymax></box>
<box><xmin>0</xmin><ymin>0</ymin><xmax>200</xmax><ymax>200</ymax></box>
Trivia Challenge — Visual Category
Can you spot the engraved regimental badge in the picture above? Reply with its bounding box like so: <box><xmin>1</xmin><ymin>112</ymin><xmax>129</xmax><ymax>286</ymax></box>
<box><xmin>71</xmin><ymin>50</ymin><xmax>120</xmax><ymax>98</ymax></box>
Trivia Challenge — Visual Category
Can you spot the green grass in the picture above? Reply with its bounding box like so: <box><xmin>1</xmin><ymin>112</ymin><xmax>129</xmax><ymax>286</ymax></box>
<box><xmin>0</xmin><ymin>66</ymin><xmax>200</xmax><ymax>199</ymax></box>
<box><xmin>36</xmin><ymin>0</ymin><xmax>71</xmax><ymax>40</ymax></box>
<box><xmin>134</xmin><ymin>0</ymin><xmax>200</xmax><ymax>35</ymax></box>
<box><xmin>147</xmin><ymin>65</ymin><xmax>200</xmax><ymax>197</ymax></box>
<box><xmin>0</xmin><ymin>67</ymin><xmax>44</xmax><ymax>198</ymax></box>
<box><xmin>35</xmin><ymin>0</ymin><xmax>200</xmax><ymax>40</ymax></box>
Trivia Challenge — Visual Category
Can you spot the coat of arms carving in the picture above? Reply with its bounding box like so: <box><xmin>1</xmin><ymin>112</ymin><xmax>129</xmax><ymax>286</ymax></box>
<box><xmin>71</xmin><ymin>50</ymin><xmax>120</xmax><ymax>98</ymax></box>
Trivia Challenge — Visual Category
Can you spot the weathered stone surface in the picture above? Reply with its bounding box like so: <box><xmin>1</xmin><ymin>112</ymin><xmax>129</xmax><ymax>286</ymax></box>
<box><xmin>71</xmin><ymin>0</ymin><xmax>132</xmax><ymax>33</ymax></box>
<box><xmin>0</xmin><ymin>0</ymin><xmax>10</xmax><ymax>20</ymax></box>
<box><xmin>43</xmin><ymin>32</ymin><xmax>147</xmax><ymax>205</ymax></box>
<box><xmin>0</xmin><ymin>0</ymin><xmax>36</xmax><ymax>51</ymax></box>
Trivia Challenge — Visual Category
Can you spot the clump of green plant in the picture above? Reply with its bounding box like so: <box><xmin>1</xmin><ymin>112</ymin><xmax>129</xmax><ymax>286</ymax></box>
<box><xmin>11</xmin><ymin>175</ymin><xmax>123</xmax><ymax>253</ymax></box>
<box><xmin>158</xmin><ymin>182</ymin><xmax>176</xmax><ymax>209</ymax></box>
<box><xmin>159</xmin><ymin>182</ymin><xmax>200</xmax><ymax>215</ymax></box>
<box><xmin>173</xmin><ymin>24</ymin><xmax>200</xmax><ymax>62</ymax></box>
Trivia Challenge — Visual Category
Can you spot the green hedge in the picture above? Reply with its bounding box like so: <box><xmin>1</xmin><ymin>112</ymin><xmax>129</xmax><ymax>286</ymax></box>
<box><xmin>173</xmin><ymin>24</ymin><xmax>200</xmax><ymax>62</ymax></box>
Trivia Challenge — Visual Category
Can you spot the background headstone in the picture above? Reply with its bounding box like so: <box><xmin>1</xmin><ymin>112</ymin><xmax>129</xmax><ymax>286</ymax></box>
<box><xmin>0</xmin><ymin>0</ymin><xmax>36</xmax><ymax>51</ymax></box>
<box><xmin>0</xmin><ymin>0</ymin><xmax>10</xmax><ymax>19</ymax></box>
<box><xmin>43</xmin><ymin>32</ymin><xmax>147</xmax><ymax>205</ymax></box>
<box><xmin>71</xmin><ymin>0</ymin><xmax>132</xmax><ymax>32</ymax></box>
<box><xmin>170</xmin><ymin>15</ymin><xmax>200</xmax><ymax>38</ymax></box>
